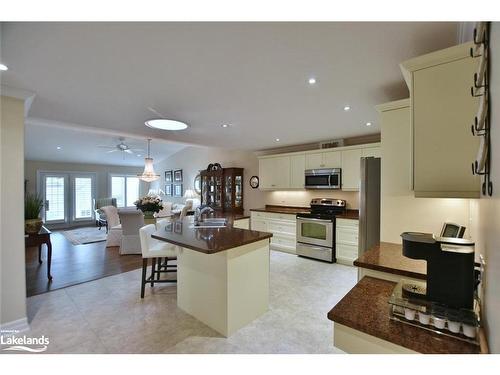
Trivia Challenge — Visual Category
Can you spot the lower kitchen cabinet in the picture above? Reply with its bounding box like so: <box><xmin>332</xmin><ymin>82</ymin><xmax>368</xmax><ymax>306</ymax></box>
<box><xmin>250</xmin><ymin>211</ymin><xmax>296</xmax><ymax>254</ymax></box>
<box><xmin>233</xmin><ymin>218</ymin><xmax>250</xmax><ymax>230</ymax></box>
<box><xmin>336</xmin><ymin>218</ymin><xmax>359</xmax><ymax>265</ymax></box>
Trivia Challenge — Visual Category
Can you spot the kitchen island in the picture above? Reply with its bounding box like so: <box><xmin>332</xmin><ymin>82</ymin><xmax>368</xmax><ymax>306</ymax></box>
<box><xmin>152</xmin><ymin>216</ymin><xmax>272</xmax><ymax>337</ymax></box>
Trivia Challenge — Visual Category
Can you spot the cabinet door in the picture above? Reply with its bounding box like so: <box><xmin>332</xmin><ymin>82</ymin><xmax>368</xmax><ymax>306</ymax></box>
<box><xmin>362</xmin><ymin>147</ymin><xmax>381</xmax><ymax>158</ymax></box>
<box><xmin>305</xmin><ymin>153</ymin><xmax>323</xmax><ymax>169</ymax></box>
<box><xmin>413</xmin><ymin>57</ymin><xmax>480</xmax><ymax>197</ymax></box>
<box><xmin>290</xmin><ymin>154</ymin><xmax>305</xmax><ymax>188</ymax></box>
<box><xmin>251</xmin><ymin>218</ymin><xmax>267</xmax><ymax>232</ymax></box>
<box><xmin>259</xmin><ymin>158</ymin><xmax>275</xmax><ymax>189</ymax></box>
<box><xmin>259</xmin><ymin>156</ymin><xmax>290</xmax><ymax>189</ymax></box>
<box><xmin>341</xmin><ymin>149</ymin><xmax>363</xmax><ymax>191</ymax></box>
<box><xmin>322</xmin><ymin>151</ymin><xmax>342</xmax><ymax>168</ymax></box>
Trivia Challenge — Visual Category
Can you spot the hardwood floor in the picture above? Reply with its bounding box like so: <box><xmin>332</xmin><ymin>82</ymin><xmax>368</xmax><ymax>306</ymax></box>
<box><xmin>25</xmin><ymin>230</ymin><xmax>143</xmax><ymax>297</ymax></box>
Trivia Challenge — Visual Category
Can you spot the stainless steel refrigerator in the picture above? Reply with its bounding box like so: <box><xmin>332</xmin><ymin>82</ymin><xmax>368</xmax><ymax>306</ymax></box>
<box><xmin>358</xmin><ymin>157</ymin><xmax>381</xmax><ymax>256</ymax></box>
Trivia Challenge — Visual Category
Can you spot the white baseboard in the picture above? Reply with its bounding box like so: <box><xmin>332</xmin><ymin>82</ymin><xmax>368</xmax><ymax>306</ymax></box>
<box><xmin>0</xmin><ymin>317</ymin><xmax>30</xmax><ymax>334</ymax></box>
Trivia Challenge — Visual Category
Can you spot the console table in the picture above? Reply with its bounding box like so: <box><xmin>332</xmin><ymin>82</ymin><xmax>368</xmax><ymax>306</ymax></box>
<box><xmin>25</xmin><ymin>226</ymin><xmax>53</xmax><ymax>281</ymax></box>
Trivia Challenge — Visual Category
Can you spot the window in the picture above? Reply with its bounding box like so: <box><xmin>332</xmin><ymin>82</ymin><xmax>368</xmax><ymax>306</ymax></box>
<box><xmin>111</xmin><ymin>175</ymin><xmax>140</xmax><ymax>207</ymax></box>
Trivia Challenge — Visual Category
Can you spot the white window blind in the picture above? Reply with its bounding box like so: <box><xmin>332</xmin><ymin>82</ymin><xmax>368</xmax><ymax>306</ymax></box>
<box><xmin>74</xmin><ymin>177</ymin><xmax>92</xmax><ymax>219</ymax></box>
<box><xmin>45</xmin><ymin>176</ymin><xmax>65</xmax><ymax>221</ymax></box>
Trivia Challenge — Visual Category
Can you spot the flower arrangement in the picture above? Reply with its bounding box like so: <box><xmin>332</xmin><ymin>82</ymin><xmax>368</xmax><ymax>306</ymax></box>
<box><xmin>134</xmin><ymin>195</ymin><xmax>163</xmax><ymax>218</ymax></box>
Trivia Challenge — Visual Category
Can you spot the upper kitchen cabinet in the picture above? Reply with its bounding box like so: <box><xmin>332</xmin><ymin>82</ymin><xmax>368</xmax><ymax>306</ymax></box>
<box><xmin>259</xmin><ymin>155</ymin><xmax>291</xmax><ymax>189</ymax></box>
<box><xmin>305</xmin><ymin>150</ymin><xmax>341</xmax><ymax>169</ymax></box>
<box><xmin>290</xmin><ymin>154</ymin><xmax>306</xmax><ymax>189</ymax></box>
<box><xmin>400</xmin><ymin>42</ymin><xmax>480</xmax><ymax>198</ymax></box>
<box><xmin>341</xmin><ymin>148</ymin><xmax>363</xmax><ymax>191</ymax></box>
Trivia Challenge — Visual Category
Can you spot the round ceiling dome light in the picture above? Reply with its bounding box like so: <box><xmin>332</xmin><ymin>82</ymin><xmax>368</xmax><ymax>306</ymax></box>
<box><xmin>0</xmin><ymin>63</ymin><xmax>8</xmax><ymax>71</ymax></box>
<box><xmin>145</xmin><ymin>119</ymin><xmax>188</xmax><ymax>131</ymax></box>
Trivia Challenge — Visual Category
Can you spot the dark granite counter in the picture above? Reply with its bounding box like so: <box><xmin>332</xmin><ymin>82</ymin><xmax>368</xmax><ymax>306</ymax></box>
<box><xmin>327</xmin><ymin>276</ymin><xmax>480</xmax><ymax>354</ymax></box>
<box><xmin>354</xmin><ymin>242</ymin><xmax>426</xmax><ymax>280</ymax></box>
<box><xmin>152</xmin><ymin>215</ymin><xmax>272</xmax><ymax>254</ymax></box>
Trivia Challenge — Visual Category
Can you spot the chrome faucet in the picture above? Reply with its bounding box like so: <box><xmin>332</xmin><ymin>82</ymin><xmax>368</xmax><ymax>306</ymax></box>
<box><xmin>194</xmin><ymin>205</ymin><xmax>215</xmax><ymax>225</ymax></box>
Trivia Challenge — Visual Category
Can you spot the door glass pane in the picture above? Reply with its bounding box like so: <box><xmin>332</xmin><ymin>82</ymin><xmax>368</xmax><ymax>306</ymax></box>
<box><xmin>75</xmin><ymin>177</ymin><xmax>92</xmax><ymax>219</ymax></box>
<box><xmin>45</xmin><ymin>176</ymin><xmax>65</xmax><ymax>221</ymax></box>
<box><xmin>301</xmin><ymin>222</ymin><xmax>327</xmax><ymax>240</ymax></box>
<box><xmin>111</xmin><ymin>176</ymin><xmax>125</xmax><ymax>207</ymax></box>
<box><xmin>126</xmin><ymin>177</ymin><xmax>140</xmax><ymax>207</ymax></box>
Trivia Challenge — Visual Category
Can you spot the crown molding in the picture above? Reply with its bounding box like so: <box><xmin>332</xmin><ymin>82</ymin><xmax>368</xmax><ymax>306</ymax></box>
<box><xmin>0</xmin><ymin>85</ymin><xmax>36</xmax><ymax>116</ymax></box>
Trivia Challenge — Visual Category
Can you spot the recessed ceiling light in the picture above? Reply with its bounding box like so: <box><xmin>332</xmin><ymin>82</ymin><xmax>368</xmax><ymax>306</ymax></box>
<box><xmin>221</xmin><ymin>124</ymin><xmax>230</xmax><ymax>128</ymax></box>
<box><xmin>137</xmin><ymin>154</ymin><xmax>142</xmax><ymax>157</ymax></box>
<box><xmin>0</xmin><ymin>63</ymin><xmax>8</xmax><ymax>71</ymax></box>
<box><xmin>343</xmin><ymin>106</ymin><xmax>351</xmax><ymax>111</ymax></box>
<box><xmin>56</xmin><ymin>146</ymin><xmax>62</xmax><ymax>150</ymax></box>
<box><xmin>308</xmin><ymin>77</ymin><xmax>316</xmax><ymax>85</ymax></box>
<box><xmin>366</xmin><ymin>122</ymin><xmax>372</xmax><ymax>126</ymax></box>
<box><xmin>145</xmin><ymin>119</ymin><xmax>188</xmax><ymax>131</ymax></box>
<box><xmin>275</xmin><ymin>138</ymin><xmax>280</xmax><ymax>142</ymax></box>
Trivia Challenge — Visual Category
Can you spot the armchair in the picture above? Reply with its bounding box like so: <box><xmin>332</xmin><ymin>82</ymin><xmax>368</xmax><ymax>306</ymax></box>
<box><xmin>93</xmin><ymin>198</ymin><xmax>117</xmax><ymax>232</ymax></box>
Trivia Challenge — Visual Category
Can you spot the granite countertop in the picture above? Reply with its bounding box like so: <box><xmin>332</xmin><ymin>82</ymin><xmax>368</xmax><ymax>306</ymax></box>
<box><xmin>250</xmin><ymin>205</ymin><xmax>359</xmax><ymax>220</ymax></box>
<box><xmin>354</xmin><ymin>242</ymin><xmax>426</xmax><ymax>280</ymax></box>
<box><xmin>327</xmin><ymin>276</ymin><xmax>480</xmax><ymax>354</ymax></box>
<box><xmin>152</xmin><ymin>215</ymin><xmax>272</xmax><ymax>254</ymax></box>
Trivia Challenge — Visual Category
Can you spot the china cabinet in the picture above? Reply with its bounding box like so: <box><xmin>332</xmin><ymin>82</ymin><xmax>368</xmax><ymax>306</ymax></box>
<box><xmin>201</xmin><ymin>167</ymin><xmax>244</xmax><ymax>213</ymax></box>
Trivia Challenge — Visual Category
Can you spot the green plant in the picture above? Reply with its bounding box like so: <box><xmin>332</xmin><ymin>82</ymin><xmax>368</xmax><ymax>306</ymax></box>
<box><xmin>25</xmin><ymin>193</ymin><xmax>44</xmax><ymax>220</ymax></box>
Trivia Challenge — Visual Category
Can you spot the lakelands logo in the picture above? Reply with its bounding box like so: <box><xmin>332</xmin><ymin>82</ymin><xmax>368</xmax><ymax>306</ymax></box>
<box><xmin>1</xmin><ymin>331</ymin><xmax>49</xmax><ymax>353</ymax></box>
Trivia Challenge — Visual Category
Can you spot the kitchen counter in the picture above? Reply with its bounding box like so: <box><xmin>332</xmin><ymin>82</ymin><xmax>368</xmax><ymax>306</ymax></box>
<box><xmin>327</xmin><ymin>276</ymin><xmax>480</xmax><ymax>354</ymax></box>
<box><xmin>250</xmin><ymin>205</ymin><xmax>359</xmax><ymax>220</ymax></box>
<box><xmin>354</xmin><ymin>242</ymin><xmax>426</xmax><ymax>280</ymax></box>
<box><xmin>152</xmin><ymin>215</ymin><xmax>271</xmax><ymax>254</ymax></box>
<box><xmin>152</xmin><ymin>213</ymin><xmax>271</xmax><ymax>337</ymax></box>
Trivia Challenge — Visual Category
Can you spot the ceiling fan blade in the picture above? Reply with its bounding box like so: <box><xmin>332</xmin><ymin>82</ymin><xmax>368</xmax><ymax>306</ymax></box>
<box><xmin>124</xmin><ymin>149</ymin><xmax>133</xmax><ymax>154</ymax></box>
<box><xmin>106</xmin><ymin>149</ymin><xmax>118</xmax><ymax>153</ymax></box>
<box><xmin>97</xmin><ymin>145</ymin><xmax>115</xmax><ymax>149</ymax></box>
<box><xmin>130</xmin><ymin>148</ymin><xmax>144</xmax><ymax>152</ymax></box>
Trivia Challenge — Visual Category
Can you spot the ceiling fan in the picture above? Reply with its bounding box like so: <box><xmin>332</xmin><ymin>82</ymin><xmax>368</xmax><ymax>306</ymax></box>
<box><xmin>97</xmin><ymin>137</ymin><xmax>144</xmax><ymax>154</ymax></box>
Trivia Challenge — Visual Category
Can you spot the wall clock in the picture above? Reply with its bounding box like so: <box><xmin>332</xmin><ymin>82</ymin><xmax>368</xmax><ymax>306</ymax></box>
<box><xmin>249</xmin><ymin>176</ymin><xmax>259</xmax><ymax>189</ymax></box>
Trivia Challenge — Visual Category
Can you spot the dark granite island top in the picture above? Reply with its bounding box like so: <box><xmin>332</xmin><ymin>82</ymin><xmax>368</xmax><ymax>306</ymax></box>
<box><xmin>152</xmin><ymin>216</ymin><xmax>272</xmax><ymax>254</ymax></box>
<box><xmin>327</xmin><ymin>276</ymin><xmax>481</xmax><ymax>354</ymax></box>
<box><xmin>355</xmin><ymin>242</ymin><xmax>426</xmax><ymax>280</ymax></box>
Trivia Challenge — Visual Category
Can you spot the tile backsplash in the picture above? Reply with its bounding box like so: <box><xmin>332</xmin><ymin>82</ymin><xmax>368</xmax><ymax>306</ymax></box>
<box><xmin>263</xmin><ymin>190</ymin><xmax>360</xmax><ymax>209</ymax></box>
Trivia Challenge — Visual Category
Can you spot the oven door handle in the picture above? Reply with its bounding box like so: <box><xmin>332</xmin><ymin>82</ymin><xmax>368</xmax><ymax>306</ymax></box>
<box><xmin>297</xmin><ymin>217</ymin><xmax>333</xmax><ymax>223</ymax></box>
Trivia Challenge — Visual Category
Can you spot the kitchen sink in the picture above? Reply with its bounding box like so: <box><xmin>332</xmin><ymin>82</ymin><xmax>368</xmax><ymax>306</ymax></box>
<box><xmin>190</xmin><ymin>218</ymin><xmax>228</xmax><ymax>229</ymax></box>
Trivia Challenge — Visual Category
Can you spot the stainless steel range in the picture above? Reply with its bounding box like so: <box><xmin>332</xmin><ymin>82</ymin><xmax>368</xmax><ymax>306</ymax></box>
<box><xmin>296</xmin><ymin>198</ymin><xmax>347</xmax><ymax>263</ymax></box>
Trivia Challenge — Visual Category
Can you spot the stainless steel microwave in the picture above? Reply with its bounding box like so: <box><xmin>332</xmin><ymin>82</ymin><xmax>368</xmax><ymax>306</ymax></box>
<box><xmin>304</xmin><ymin>168</ymin><xmax>341</xmax><ymax>189</ymax></box>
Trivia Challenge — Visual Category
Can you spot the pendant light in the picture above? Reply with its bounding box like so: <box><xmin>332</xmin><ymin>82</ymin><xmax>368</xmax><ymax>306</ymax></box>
<box><xmin>138</xmin><ymin>139</ymin><xmax>160</xmax><ymax>182</ymax></box>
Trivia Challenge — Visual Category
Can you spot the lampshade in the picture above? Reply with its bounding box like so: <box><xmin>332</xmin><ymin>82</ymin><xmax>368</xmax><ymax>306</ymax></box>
<box><xmin>183</xmin><ymin>189</ymin><xmax>198</xmax><ymax>199</ymax></box>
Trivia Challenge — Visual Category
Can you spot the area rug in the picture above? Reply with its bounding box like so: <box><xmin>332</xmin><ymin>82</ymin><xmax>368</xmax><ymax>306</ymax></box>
<box><xmin>61</xmin><ymin>226</ymin><xmax>108</xmax><ymax>245</ymax></box>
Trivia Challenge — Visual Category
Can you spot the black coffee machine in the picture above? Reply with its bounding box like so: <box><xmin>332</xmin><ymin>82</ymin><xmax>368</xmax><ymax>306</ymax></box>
<box><xmin>401</xmin><ymin>232</ymin><xmax>475</xmax><ymax>309</ymax></box>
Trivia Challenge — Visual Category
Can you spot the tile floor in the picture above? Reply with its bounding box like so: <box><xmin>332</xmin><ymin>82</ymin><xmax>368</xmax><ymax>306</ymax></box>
<box><xmin>13</xmin><ymin>251</ymin><xmax>357</xmax><ymax>354</ymax></box>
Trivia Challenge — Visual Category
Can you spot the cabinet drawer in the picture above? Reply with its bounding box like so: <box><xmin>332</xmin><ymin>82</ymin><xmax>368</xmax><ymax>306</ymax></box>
<box><xmin>251</xmin><ymin>211</ymin><xmax>296</xmax><ymax>222</ymax></box>
<box><xmin>336</xmin><ymin>227</ymin><xmax>358</xmax><ymax>245</ymax></box>
<box><xmin>268</xmin><ymin>220</ymin><xmax>296</xmax><ymax>235</ymax></box>
<box><xmin>336</xmin><ymin>218</ymin><xmax>359</xmax><ymax>228</ymax></box>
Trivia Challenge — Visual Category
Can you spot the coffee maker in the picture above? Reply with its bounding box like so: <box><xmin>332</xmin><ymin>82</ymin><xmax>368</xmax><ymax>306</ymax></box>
<box><xmin>401</xmin><ymin>232</ymin><xmax>475</xmax><ymax>309</ymax></box>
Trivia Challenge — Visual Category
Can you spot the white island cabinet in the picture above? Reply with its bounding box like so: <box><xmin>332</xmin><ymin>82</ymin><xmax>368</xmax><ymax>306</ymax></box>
<box><xmin>152</xmin><ymin>218</ymin><xmax>272</xmax><ymax>337</ymax></box>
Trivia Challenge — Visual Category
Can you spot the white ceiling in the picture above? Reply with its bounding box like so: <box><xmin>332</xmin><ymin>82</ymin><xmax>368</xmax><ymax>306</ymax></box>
<box><xmin>2</xmin><ymin>22</ymin><xmax>459</xmax><ymax>152</ymax></box>
<box><xmin>24</xmin><ymin>121</ymin><xmax>186</xmax><ymax>166</ymax></box>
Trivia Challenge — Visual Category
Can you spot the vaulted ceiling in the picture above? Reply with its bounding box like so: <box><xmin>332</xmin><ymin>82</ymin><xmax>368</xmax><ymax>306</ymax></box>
<box><xmin>2</xmin><ymin>22</ymin><xmax>459</xmax><ymax>157</ymax></box>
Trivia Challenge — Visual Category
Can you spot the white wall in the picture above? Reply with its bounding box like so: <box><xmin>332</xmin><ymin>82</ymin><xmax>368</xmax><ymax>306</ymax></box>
<box><xmin>0</xmin><ymin>95</ymin><xmax>27</xmax><ymax>326</ymax></box>
<box><xmin>152</xmin><ymin>146</ymin><xmax>266</xmax><ymax>213</ymax></box>
<box><xmin>25</xmin><ymin>160</ymin><xmax>150</xmax><ymax>199</ymax></box>
<box><xmin>469</xmin><ymin>22</ymin><xmax>500</xmax><ymax>353</ymax></box>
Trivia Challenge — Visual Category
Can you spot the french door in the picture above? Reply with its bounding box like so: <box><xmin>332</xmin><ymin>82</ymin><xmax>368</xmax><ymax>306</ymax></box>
<box><xmin>39</xmin><ymin>172</ymin><xmax>96</xmax><ymax>226</ymax></box>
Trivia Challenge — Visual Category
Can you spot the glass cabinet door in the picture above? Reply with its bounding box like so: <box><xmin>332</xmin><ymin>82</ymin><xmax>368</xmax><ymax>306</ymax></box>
<box><xmin>235</xmin><ymin>175</ymin><xmax>242</xmax><ymax>208</ymax></box>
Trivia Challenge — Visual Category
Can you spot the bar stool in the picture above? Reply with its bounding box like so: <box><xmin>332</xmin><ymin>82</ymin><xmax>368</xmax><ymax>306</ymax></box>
<box><xmin>139</xmin><ymin>224</ymin><xmax>177</xmax><ymax>298</ymax></box>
